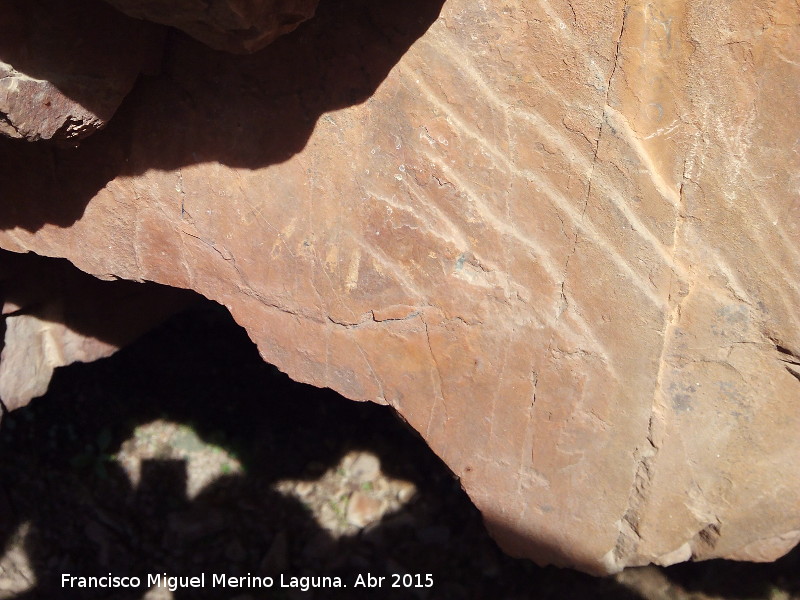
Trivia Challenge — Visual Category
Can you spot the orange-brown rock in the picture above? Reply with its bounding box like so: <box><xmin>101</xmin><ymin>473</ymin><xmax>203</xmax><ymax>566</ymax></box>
<box><xmin>101</xmin><ymin>0</ymin><xmax>318</xmax><ymax>54</ymax></box>
<box><xmin>0</xmin><ymin>0</ymin><xmax>798</xmax><ymax>574</ymax></box>
<box><xmin>0</xmin><ymin>0</ymin><xmax>163</xmax><ymax>143</ymax></box>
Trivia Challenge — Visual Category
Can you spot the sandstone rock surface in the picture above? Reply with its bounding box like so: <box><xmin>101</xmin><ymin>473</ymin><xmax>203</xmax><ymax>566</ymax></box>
<box><xmin>0</xmin><ymin>0</ymin><xmax>798</xmax><ymax>574</ymax></box>
<box><xmin>101</xmin><ymin>0</ymin><xmax>319</xmax><ymax>54</ymax></box>
<box><xmin>0</xmin><ymin>0</ymin><xmax>163</xmax><ymax>143</ymax></box>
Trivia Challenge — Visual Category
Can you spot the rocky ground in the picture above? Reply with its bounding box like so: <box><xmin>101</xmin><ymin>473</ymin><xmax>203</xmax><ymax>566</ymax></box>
<box><xmin>0</xmin><ymin>301</ymin><xmax>797</xmax><ymax>599</ymax></box>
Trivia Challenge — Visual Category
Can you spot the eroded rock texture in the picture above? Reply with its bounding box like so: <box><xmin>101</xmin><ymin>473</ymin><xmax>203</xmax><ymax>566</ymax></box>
<box><xmin>0</xmin><ymin>0</ymin><xmax>163</xmax><ymax>142</ymax></box>
<box><xmin>0</xmin><ymin>0</ymin><xmax>798</xmax><ymax>574</ymax></box>
<box><xmin>101</xmin><ymin>0</ymin><xmax>319</xmax><ymax>53</ymax></box>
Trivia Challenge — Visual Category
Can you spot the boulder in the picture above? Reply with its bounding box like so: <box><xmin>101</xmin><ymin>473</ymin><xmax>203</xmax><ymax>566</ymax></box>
<box><xmin>0</xmin><ymin>0</ymin><xmax>798</xmax><ymax>574</ymax></box>
<box><xmin>0</xmin><ymin>0</ymin><xmax>163</xmax><ymax>143</ymax></box>
<box><xmin>101</xmin><ymin>0</ymin><xmax>319</xmax><ymax>54</ymax></box>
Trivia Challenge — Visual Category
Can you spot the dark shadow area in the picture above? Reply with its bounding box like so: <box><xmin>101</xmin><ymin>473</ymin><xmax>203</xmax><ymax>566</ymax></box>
<box><xmin>0</xmin><ymin>250</ymin><xmax>196</xmax><ymax>352</ymax></box>
<box><xmin>0</xmin><ymin>298</ymin><xmax>646</xmax><ymax>599</ymax></box>
<box><xmin>663</xmin><ymin>549</ymin><xmax>800</xmax><ymax>599</ymax></box>
<box><xmin>0</xmin><ymin>0</ymin><xmax>445</xmax><ymax>232</ymax></box>
<box><xmin>0</xmin><ymin>252</ymin><xmax>796</xmax><ymax>599</ymax></box>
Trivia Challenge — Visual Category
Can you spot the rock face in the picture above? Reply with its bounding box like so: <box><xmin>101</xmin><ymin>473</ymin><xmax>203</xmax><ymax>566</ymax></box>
<box><xmin>0</xmin><ymin>0</ymin><xmax>798</xmax><ymax>575</ymax></box>
<box><xmin>101</xmin><ymin>0</ymin><xmax>319</xmax><ymax>53</ymax></box>
<box><xmin>0</xmin><ymin>252</ymin><xmax>194</xmax><ymax>413</ymax></box>
<box><xmin>0</xmin><ymin>0</ymin><xmax>163</xmax><ymax>143</ymax></box>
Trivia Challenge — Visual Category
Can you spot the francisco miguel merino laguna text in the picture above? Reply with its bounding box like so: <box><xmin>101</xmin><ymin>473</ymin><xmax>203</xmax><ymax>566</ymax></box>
<box><xmin>62</xmin><ymin>573</ymin><xmax>345</xmax><ymax>592</ymax></box>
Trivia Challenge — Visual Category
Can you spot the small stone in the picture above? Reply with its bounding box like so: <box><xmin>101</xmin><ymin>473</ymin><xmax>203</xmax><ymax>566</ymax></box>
<box><xmin>395</xmin><ymin>481</ymin><xmax>417</xmax><ymax>504</ymax></box>
<box><xmin>347</xmin><ymin>452</ymin><xmax>381</xmax><ymax>483</ymax></box>
<box><xmin>345</xmin><ymin>491</ymin><xmax>385</xmax><ymax>528</ymax></box>
<box><xmin>84</xmin><ymin>521</ymin><xmax>112</xmax><ymax>566</ymax></box>
<box><xmin>294</xmin><ymin>480</ymin><xmax>314</xmax><ymax>498</ymax></box>
<box><xmin>143</xmin><ymin>585</ymin><xmax>174</xmax><ymax>600</ymax></box>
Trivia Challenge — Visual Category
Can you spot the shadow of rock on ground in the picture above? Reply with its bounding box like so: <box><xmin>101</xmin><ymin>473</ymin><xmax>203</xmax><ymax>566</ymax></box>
<box><xmin>0</xmin><ymin>298</ymin><xmax>646</xmax><ymax>600</ymax></box>
<box><xmin>662</xmin><ymin>550</ymin><xmax>800</xmax><ymax>599</ymax></box>
<box><xmin>0</xmin><ymin>0</ymin><xmax>446</xmax><ymax>233</ymax></box>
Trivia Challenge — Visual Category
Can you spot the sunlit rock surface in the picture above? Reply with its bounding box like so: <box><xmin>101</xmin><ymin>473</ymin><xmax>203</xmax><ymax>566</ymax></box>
<box><xmin>0</xmin><ymin>0</ymin><xmax>798</xmax><ymax>574</ymax></box>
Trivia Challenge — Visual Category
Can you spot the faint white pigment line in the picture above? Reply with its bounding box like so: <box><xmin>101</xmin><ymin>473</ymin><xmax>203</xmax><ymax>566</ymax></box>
<box><xmin>348</xmin><ymin>235</ymin><xmax>427</xmax><ymax>301</ymax></box>
<box><xmin>411</xmin><ymin>149</ymin><xmax>621</xmax><ymax>372</ymax></box>
<box><xmin>378</xmin><ymin>182</ymin><xmax>538</xmax><ymax>308</ymax></box>
<box><xmin>366</xmin><ymin>189</ymin><xmax>468</xmax><ymax>251</ymax></box>
<box><xmin>421</xmin><ymin>315</ymin><xmax>448</xmax><ymax>440</ymax></box>
<box><xmin>484</xmin><ymin>342</ymin><xmax>510</xmax><ymax>455</ymax></box>
<box><xmin>404</xmin><ymin>66</ymin><xmax>675</xmax><ymax>304</ymax></box>
<box><xmin>419</xmin><ymin>146</ymin><xmax>668</xmax><ymax>310</ymax></box>
<box><xmin>603</xmin><ymin>106</ymin><xmax>680</xmax><ymax>208</ymax></box>
<box><xmin>405</xmin><ymin>52</ymin><xmax>685</xmax><ymax>275</ymax></box>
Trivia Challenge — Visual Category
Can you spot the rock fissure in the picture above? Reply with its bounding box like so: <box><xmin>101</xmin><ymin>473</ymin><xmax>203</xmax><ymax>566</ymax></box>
<box><xmin>770</xmin><ymin>341</ymin><xmax>800</xmax><ymax>382</ymax></box>
<box><xmin>0</xmin><ymin>110</ymin><xmax>22</xmax><ymax>135</ymax></box>
<box><xmin>420</xmin><ymin>314</ymin><xmax>449</xmax><ymax>439</ymax></box>
<box><xmin>327</xmin><ymin>309</ymin><xmax>423</xmax><ymax>329</ymax></box>
<box><xmin>555</xmin><ymin>0</ymin><xmax>629</xmax><ymax>326</ymax></box>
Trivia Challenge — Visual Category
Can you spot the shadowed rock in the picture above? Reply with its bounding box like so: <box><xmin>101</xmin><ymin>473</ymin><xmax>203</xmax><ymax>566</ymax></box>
<box><xmin>101</xmin><ymin>0</ymin><xmax>320</xmax><ymax>54</ymax></box>
<box><xmin>0</xmin><ymin>0</ymin><xmax>163</xmax><ymax>143</ymax></box>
